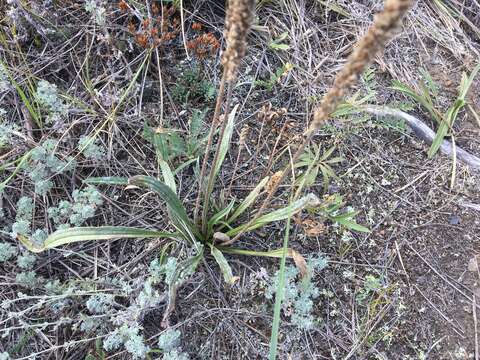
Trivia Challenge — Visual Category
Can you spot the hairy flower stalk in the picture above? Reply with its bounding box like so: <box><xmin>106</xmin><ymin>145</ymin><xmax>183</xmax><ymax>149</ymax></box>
<box><xmin>228</xmin><ymin>0</ymin><xmax>413</xmax><ymax>244</ymax></box>
<box><xmin>194</xmin><ymin>0</ymin><xmax>256</xmax><ymax>230</ymax></box>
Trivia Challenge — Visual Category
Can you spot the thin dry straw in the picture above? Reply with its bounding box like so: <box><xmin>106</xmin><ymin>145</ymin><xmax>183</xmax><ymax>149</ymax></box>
<box><xmin>227</xmin><ymin>0</ymin><xmax>414</xmax><ymax>244</ymax></box>
<box><xmin>226</xmin><ymin>125</ymin><xmax>249</xmax><ymax>198</ymax></box>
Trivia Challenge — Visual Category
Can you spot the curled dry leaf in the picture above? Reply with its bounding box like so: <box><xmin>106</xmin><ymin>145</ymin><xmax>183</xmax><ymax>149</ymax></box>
<box><xmin>288</xmin><ymin>249</ymin><xmax>308</xmax><ymax>280</ymax></box>
<box><xmin>294</xmin><ymin>216</ymin><xmax>326</xmax><ymax>237</ymax></box>
<box><xmin>257</xmin><ymin>103</ymin><xmax>287</xmax><ymax>125</ymax></box>
<box><xmin>305</xmin><ymin>219</ymin><xmax>326</xmax><ymax>237</ymax></box>
<box><xmin>213</xmin><ymin>232</ymin><xmax>231</xmax><ymax>244</ymax></box>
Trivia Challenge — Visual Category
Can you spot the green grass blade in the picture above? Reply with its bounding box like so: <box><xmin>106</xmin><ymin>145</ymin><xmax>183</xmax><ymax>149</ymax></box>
<box><xmin>226</xmin><ymin>194</ymin><xmax>319</xmax><ymax>237</ymax></box>
<box><xmin>207</xmin><ymin>201</ymin><xmax>235</xmax><ymax>237</ymax></box>
<box><xmin>210</xmin><ymin>245</ymin><xmax>238</xmax><ymax>285</ymax></box>
<box><xmin>428</xmin><ymin>98</ymin><xmax>464</xmax><ymax>158</ymax></box>
<box><xmin>19</xmin><ymin>226</ymin><xmax>173</xmax><ymax>253</ymax></box>
<box><xmin>227</xmin><ymin>176</ymin><xmax>270</xmax><ymax>224</ymax></box>
<box><xmin>84</xmin><ymin>52</ymin><xmax>151</xmax><ymax>148</ymax></box>
<box><xmin>0</xmin><ymin>149</ymin><xmax>32</xmax><ymax>192</ymax></box>
<box><xmin>427</xmin><ymin>119</ymin><xmax>450</xmax><ymax>158</ymax></box>
<box><xmin>458</xmin><ymin>63</ymin><xmax>480</xmax><ymax>99</ymax></box>
<box><xmin>391</xmin><ymin>80</ymin><xmax>443</xmax><ymax>124</ymax></box>
<box><xmin>268</xmin><ymin>216</ymin><xmax>291</xmax><ymax>360</ymax></box>
<box><xmin>0</xmin><ymin>60</ymin><xmax>41</xmax><ymax>126</ymax></box>
<box><xmin>428</xmin><ymin>63</ymin><xmax>479</xmax><ymax>158</ymax></box>
<box><xmin>153</xmin><ymin>131</ymin><xmax>170</xmax><ymax>162</ymax></box>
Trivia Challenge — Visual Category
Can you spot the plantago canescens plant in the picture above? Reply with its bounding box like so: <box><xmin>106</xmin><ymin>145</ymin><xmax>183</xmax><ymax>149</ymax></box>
<box><xmin>19</xmin><ymin>0</ymin><xmax>316</xmax><ymax>324</ymax></box>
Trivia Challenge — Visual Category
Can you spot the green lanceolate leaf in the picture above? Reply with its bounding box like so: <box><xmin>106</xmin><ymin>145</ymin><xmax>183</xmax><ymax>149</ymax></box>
<box><xmin>227</xmin><ymin>176</ymin><xmax>270</xmax><ymax>224</ymax></box>
<box><xmin>19</xmin><ymin>226</ymin><xmax>173</xmax><ymax>253</ymax></box>
<box><xmin>334</xmin><ymin>219</ymin><xmax>370</xmax><ymax>233</ymax></box>
<box><xmin>159</xmin><ymin>159</ymin><xmax>177</xmax><ymax>194</ymax></box>
<box><xmin>168</xmin><ymin>243</ymin><xmax>204</xmax><ymax>287</ymax></box>
<box><xmin>129</xmin><ymin>175</ymin><xmax>202</xmax><ymax>240</ymax></box>
<box><xmin>207</xmin><ymin>200</ymin><xmax>235</xmax><ymax>237</ymax></box>
<box><xmin>458</xmin><ymin>63</ymin><xmax>480</xmax><ymax>99</ymax></box>
<box><xmin>190</xmin><ymin>108</ymin><xmax>208</xmax><ymax>139</ymax></box>
<box><xmin>226</xmin><ymin>194</ymin><xmax>320</xmax><ymax>237</ymax></box>
<box><xmin>428</xmin><ymin>107</ymin><xmax>456</xmax><ymax>158</ymax></box>
<box><xmin>210</xmin><ymin>245</ymin><xmax>238</xmax><ymax>285</ymax></box>
<box><xmin>218</xmin><ymin>245</ymin><xmax>308</xmax><ymax>278</ymax></box>
<box><xmin>174</xmin><ymin>158</ymin><xmax>198</xmax><ymax>175</ymax></box>
<box><xmin>213</xmin><ymin>104</ymin><xmax>239</xmax><ymax>179</ymax></box>
<box><xmin>269</xmin><ymin>43</ymin><xmax>289</xmax><ymax>51</ymax></box>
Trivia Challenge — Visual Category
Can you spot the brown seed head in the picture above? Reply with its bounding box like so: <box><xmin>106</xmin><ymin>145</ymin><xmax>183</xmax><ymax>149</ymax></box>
<box><xmin>239</xmin><ymin>125</ymin><xmax>249</xmax><ymax>146</ymax></box>
<box><xmin>307</xmin><ymin>0</ymin><xmax>413</xmax><ymax>135</ymax></box>
<box><xmin>266</xmin><ymin>171</ymin><xmax>283</xmax><ymax>194</ymax></box>
<box><xmin>221</xmin><ymin>0</ymin><xmax>256</xmax><ymax>81</ymax></box>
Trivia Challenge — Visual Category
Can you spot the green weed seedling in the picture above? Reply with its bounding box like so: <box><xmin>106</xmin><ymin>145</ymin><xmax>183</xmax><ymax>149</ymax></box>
<box><xmin>172</xmin><ymin>66</ymin><xmax>215</xmax><ymax>105</ymax></box>
<box><xmin>255</xmin><ymin>63</ymin><xmax>293</xmax><ymax>91</ymax></box>
<box><xmin>268</xmin><ymin>32</ymin><xmax>290</xmax><ymax>51</ymax></box>
<box><xmin>143</xmin><ymin>108</ymin><xmax>209</xmax><ymax>164</ymax></box>
<box><xmin>294</xmin><ymin>144</ymin><xmax>343</xmax><ymax>193</ymax></box>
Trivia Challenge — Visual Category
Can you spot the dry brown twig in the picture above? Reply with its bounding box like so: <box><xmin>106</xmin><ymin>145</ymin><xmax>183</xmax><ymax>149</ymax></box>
<box><xmin>227</xmin><ymin>0</ymin><xmax>414</xmax><ymax>244</ymax></box>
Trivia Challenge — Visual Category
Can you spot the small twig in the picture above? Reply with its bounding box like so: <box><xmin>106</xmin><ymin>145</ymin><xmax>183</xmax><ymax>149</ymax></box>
<box><xmin>179</xmin><ymin>0</ymin><xmax>190</xmax><ymax>60</ymax></box>
<box><xmin>414</xmin><ymin>284</ymin><xmax>464</xmax><ymax>337</ymax></box>
<box><xmin>468</xmin><ymin>104</ymin><xmax>480</xmax><ymax>128</ymax></box>
<box><xmin>226</xmin><ymin>125</ymin><xmax>248</xmax><ymax>198</ymax></box>
<box><xmin>154</xmin><ymin>47</ymin><xmax>164</xmax><ymax>125</ymax></box>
